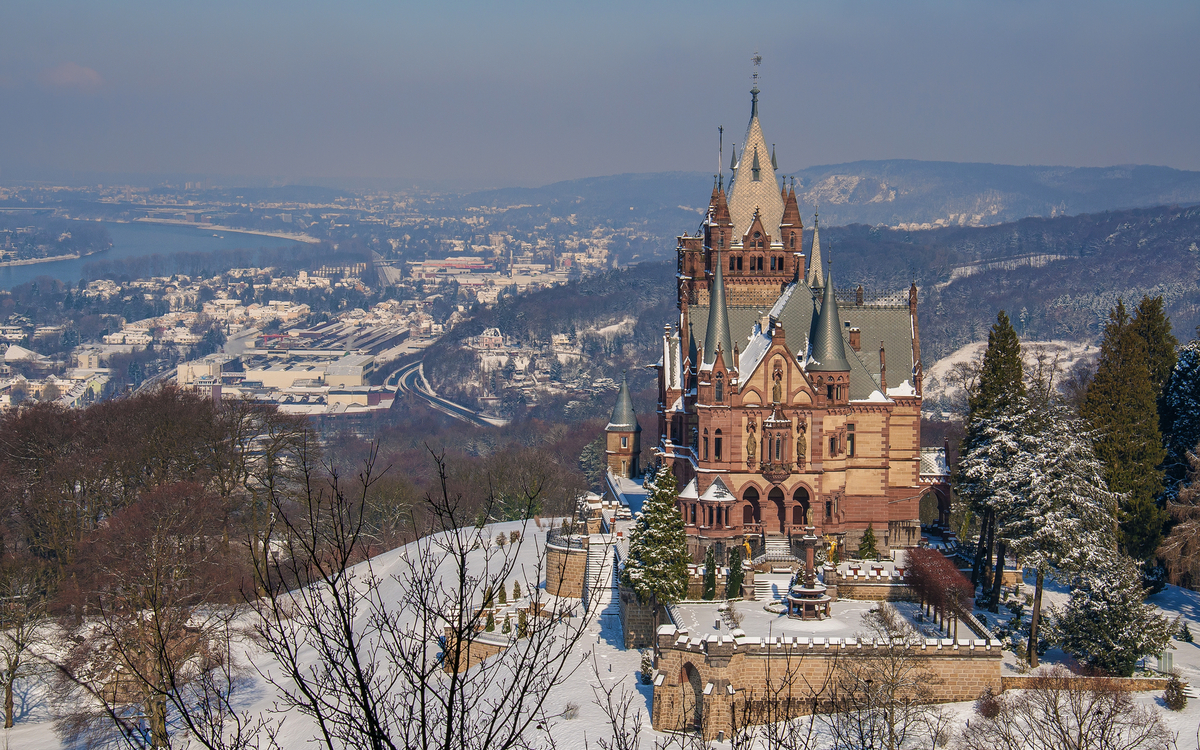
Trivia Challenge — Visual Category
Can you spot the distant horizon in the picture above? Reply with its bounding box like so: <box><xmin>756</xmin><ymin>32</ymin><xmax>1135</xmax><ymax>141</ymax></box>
<box><xmin>6</xmin><ymin>157</ymin><xmax>1200</xmax><ymax>195</ymax></box>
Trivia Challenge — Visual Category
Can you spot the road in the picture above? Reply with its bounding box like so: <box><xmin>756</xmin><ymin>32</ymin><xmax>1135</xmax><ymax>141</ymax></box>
<box><xmin>389</xmin><ymin>360</ymin><xmax>508</xmax><ymax>428</ymax></box>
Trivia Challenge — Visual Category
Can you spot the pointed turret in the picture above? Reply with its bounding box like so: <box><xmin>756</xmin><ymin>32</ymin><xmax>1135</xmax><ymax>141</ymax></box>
<box><xmin>808</xmin><ymin>270</ymin><xmax>851</xmax><ymax>372</ymax></box>
<box><xmin>771</xmin><ymin>144</ymin><xmax>778</xmax><ymax>170</ymax></box>
<box><xmin>730</xmin><ymin>143</ymin><xmax>738</xmax><ymax>172</ymax></box>
<box><xmin>606</xmin><ymin>372</ymin><xmax>641</xmax><ymax>478</ymax></box>
<box><xmin>727</xmin><ymin>86</ymin><xmax>784</xmax><ymax>239</ymax></box>
<box><xmin>806</xmin><ymin>210</ymin><xmax>824</xmax><ymax>288</ymax></box>
<box><xmin>606</xmin><ymin>372</ymin><xmax>641</xmax><ymax>432</ymax></box>
<box><xmin>702</xmin><ymin>250</ymin><xmax>734</xmax><ymax>368</ymax></box>
<box><xmin>780</xmin><ymin>183</ymin><xmax>803</xmax><ymax>253</ymax></box>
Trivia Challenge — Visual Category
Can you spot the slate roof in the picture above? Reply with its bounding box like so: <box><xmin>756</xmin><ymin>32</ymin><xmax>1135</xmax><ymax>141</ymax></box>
<box><xmin>606</xmin><ymin>373</ymin><xmax>641</xmax><ymax>432</ymax></box>
<box><xmin>689</xmin><ymin>283</ymin><xmax>916</xmax><ymax>401</ymax></box>
<box><xmin>726</xmin><ymin>87</ymin><xmax>785</xmax><ymax>240</ymax></box>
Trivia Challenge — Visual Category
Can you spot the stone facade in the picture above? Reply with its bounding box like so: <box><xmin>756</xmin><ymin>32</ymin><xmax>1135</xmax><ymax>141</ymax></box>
<box><xmin>654</xmin><ymin>86</ymin><xmax>951</xmax><ymax>567</ymax></box>
<box><xmin>653</xmin><ymin>626</ymin><xmax>1003</xmax><ymax>740</ymax></box>
<box><xmin>617</xmin><ymin>581</ymin><xmax>660</xmax><ymax>649</ymax></box>
<box><xmin>545</xmin><ymin>538</ymin><xmax>588</xmax><ymax>599</ymax></box>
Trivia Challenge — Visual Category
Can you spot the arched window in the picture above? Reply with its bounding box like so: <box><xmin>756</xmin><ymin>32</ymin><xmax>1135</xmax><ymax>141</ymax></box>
<box><xmin>775</xmin><ymin>437</ymin><xmax>782</xmax><ymax>461</ymax></box>
<box><xmin>790</xmin><ymin>232</ymin><xmax>796</xmax><ymax>249</ymax></box>
<box><xmin>715</xmin><ymin>374</ymin><xmax>724</xmax><ymax>402</ymax></box>
<box><xmin>729</xmin><ymin>256</ymin><xmax>736</xmax><ymax>271</ymax></box>
<box><xmin>714</xmin><ymin>428</ymin><xmax>723</xmax><ymax>460</ymax></box>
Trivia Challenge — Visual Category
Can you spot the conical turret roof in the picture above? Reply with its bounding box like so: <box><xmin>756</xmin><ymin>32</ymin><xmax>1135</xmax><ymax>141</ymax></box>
<box><xmin>606</xmin><ymin>372</ymin><xmax>641</xmax><ymax>432</ymax></box>
<box><xmin>807</xmin><ymin>270</ymin><xmax>851</xmax><ymax>372</ymax></box>
<box><xmin>727</xmin><ymin>87</ymin><xmax>784</xmax><ymax>240</ymax></box>
<box><xmin>702</xmin><ymin>251</ymin><xmax>734</xmax><ymax>368</ymax></box>
<box><xmin>806</xmin><ymin>210</ymin><xmax>824</xmax><ymax>288</ymax></box>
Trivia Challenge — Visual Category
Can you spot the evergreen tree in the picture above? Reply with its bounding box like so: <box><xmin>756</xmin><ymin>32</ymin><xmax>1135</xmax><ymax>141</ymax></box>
<box><xmin>1160</xmin><ymin>340</ymin><xmax>1200</xmax><ymax>498</ymax></box>
<box><xmin>1083</xmin><ymin>300</ymin><xmax>1168</xmax><ymax>560</ymax></box>
<box><xmin>517</xmin><ymin>608</ymin><xmax>528</xmax><ymax>637</ymax></box>
<box><xmin>501</xmin><ymin>616</ymin><xmax>511</xmax><ymax>634</ymax></box>
<box><xmin>962</xmin><ymin>392</ymin><xmax>1121</xmax><ymax>665</ymax></box>
<box><xmin>498</xmin><ymin>585</ymin><xmax>507</xmax><ymax>606</ymax></box>
<box><xmin>485</xmin><ymin>612</ymin><xmax>495</xmax><ymax>632</ymax></box>
<box><xmin>1133</xmin><ymin>295</ymin><xmax>1178</xmax><ymax>398</ymax></box>
<box><xmin>619</xmin><ymin>467</ymin><xmax>690</xmax><ymax>615</ymax></box>
<box><xmin>959</xmin><ymin>311</ymin><xmax>1025</xmax><ymax>589</ymax></box>
<box><xmin>858</xmin><ymin>524</ymin><xmax>878</xmax><ymax>561</ymax></box>
<box><xmin>726</xmin><ymin>547</ymin><xmax>744</xmax><ymax>601</ymax></box>
<box><xmin>1053</xmin><ymin>554</ymin><xmax>1173</xmax><ymax>676</ymax></box>
<box><xmin>512</xmin><ymin>580</ymin><xmax>521</xmax><ymax>601</ymax></box>
<box><xmin>702</xmin><ymin>547</ymin><xmax>716</xmax><ymax>601</ymax></box>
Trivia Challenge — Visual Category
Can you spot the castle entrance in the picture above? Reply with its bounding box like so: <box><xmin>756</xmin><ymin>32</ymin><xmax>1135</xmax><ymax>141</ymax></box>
<box><xmin>768</xmin><ymin>487</ymin><xmax>785</xmax><ymax>534</ymax></box>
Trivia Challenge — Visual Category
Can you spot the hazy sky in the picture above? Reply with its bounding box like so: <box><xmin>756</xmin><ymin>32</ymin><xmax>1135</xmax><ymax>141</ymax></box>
<box><xmin>2</xmin><ymin>1</ymin><xmax>1198</xmax><ymax>189</ymax></box>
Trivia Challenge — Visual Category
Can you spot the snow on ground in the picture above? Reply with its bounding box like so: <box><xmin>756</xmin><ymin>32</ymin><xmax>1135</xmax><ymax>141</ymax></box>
<box><xmin>922</xmin><ymin>339</ymin><xmax>1098</xmax><ymax>417</ymax></box>
<box><xmin>9</xmin><ymin>530</ymin><xmax>1200</xmax><ymax>749</ymax></box>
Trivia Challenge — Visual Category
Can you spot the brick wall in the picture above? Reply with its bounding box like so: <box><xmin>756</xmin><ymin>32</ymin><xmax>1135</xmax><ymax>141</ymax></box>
<box><xmin>652</xmin><ymin>627</ymin><xmax>1003</xmax><ymax>740</ymax></box>
<box><xmin>442</xmin><ymin>628</ymin><xmax>513</xmax><ymax>673</ymax></box>
<box><xmin>1001</xmin><ymin>675</ymin><xmax>1171</xmax><ymax>692</ymax></box>
<box><xmin>546</xmin><ymin>542</ymin><xmax>588</xmax><ymax>599</ymax></box>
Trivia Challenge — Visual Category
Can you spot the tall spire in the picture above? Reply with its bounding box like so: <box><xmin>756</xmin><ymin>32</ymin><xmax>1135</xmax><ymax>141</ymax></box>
<box><xmin>727</xmin><ymin>85</ymin><xmax>784</xmax><ymax>239</ymax></box>
<box><xmin>606</xmin><ymin>371</ymin><xmax>641</xmax><ymax>432</ymax></box>
<box><xmin>808</xmin><ymin>269</ymin><xmax>851</xmax><ymax>372</ymax></box>
<box><xmin>703</xmin><ymin>250</ymin><xmax>734</xmax><ymax>368</ymax></box>
<box><xmin>806</xmin><ymin>209</ymin><xmax>824</xmax><ymax>288</ymax></box>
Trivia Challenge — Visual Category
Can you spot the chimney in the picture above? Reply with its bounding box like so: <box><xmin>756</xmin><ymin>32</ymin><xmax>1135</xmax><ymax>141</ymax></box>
<box><xmin>848</xmin><ymin>327</ymin><xmax>861</xmax><ymax>352</ymax></box>
<box><xmin>856</xmin><ymin>285</ymin><xmax>864</xmax><ymax>305</ymax></box>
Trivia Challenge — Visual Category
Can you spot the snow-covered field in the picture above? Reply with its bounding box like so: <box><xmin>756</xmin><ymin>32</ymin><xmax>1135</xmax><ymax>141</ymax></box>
<box><xmin>922</xmin><ymin>339</ymin><xmax>1098</xmax><ymax>418</ymax></box>
<box><xmin>7</xmin><ymin>525</ymin><xmax>1200</xmax><ymax>749</ymax></box>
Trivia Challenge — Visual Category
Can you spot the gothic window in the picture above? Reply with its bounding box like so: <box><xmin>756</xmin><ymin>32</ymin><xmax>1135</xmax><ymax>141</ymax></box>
<box><xmin>737</xmin><ymin>256</ymin><xmax>743</xmax><ymax>271</ymax></box>
<box><xmin>714</xmin><ymin>429</ymin><xmax>723</xmax><ymax>460</ymax></box>
<box><xmin>775</xmin><ymin>437</ymin><xmax>782</xmax><ymax>461</ymax></box>
<box><xmin>753</xmin><ymin>231</ymin><xmax>762</xmax><ymax>249</ymax></box>
<box><xmin>790</xmin><ymin>232</ymin><xmax>796</xmax><ymax>249</ymax></box>
<box><xmin>715</xmin><ymin>374</ymin><xmax>724</xmax><ymax>402</ymax></box>
<box><xmin>690</xmin><ymin>504</ymin><xmax>697</xmax><ymax>525</ymax></box>
<box><xmin>770</xmin><ymin>256</ymin><xmax>776</xmax><ymax>271</ymax></box>
<box><xmin>703</xmin><ymin>436</ymin><xmax>709</xmax><ymax>461</ymax></box>
<box><xmin>719</xmin><ymin>233</ymin><xmax>725</xmax><ymax>249</ymax></box>
<box><xmin>729</xmin><ymin>256</ymin><xmax>736</xmax><ymax>271</ymax></box>
<box><xmin>826</xmin><ymin>384</ymin><xmax>834</xmax><ymax>400</ymax></box>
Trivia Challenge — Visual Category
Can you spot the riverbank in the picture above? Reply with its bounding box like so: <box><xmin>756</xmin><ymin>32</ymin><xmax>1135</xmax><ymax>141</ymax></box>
<box><xmin>132</xmin><ymin>218</ymin><xmax>321</xmax><ymax>244</ymax></box>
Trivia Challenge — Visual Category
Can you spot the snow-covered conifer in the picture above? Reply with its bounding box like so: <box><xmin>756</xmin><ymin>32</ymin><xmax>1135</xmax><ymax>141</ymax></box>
<box><xmin>619</xmin><ymin>467</ymin><xmax>690</xmax><ymax>610</ymax></box>
<box><xmin>1052</xmin><ymin>554</ymin><xmax>1173</xmax><ymax>676</ymax></box>
<box><xmin>1161</xmin><ymin>340</ymin><xmax>1200</xmax><ymax>498</ymax></box>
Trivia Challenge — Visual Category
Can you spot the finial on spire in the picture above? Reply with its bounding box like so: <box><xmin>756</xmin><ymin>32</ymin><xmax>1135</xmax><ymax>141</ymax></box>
<box><xmin>771</xmin><ymin>144</ymin><xmax>778</xmax><ymax>170</ymax></box>
<box><xmin>730</xmin><ymin>143</ymin><xmax>737</xmax><ymax>172</ymax></box>
<box><xmin>718</xmin><ymin>125</ymin><xmax>724</xmax><ymax>186</ymax></box>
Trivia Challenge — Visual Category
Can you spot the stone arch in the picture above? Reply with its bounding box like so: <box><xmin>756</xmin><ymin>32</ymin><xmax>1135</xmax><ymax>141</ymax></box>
<box><xmin>742</xmin><ymin>486</ymin><xmax>761</xmax><ymax>525</ymax></box>
<box><xmin>682</xmin><ymin>662</ymin><xmax>704</xmax><ymax>729</ymax></box>
<box><xmin>768</xmin><ymin>487</ymin><xmax>786</xmax><ymax>534</ymax></box>
<box><xmin>792</xmin><ymin>486</ymin><xmax>810</xmax><ymax>526</ymax></box>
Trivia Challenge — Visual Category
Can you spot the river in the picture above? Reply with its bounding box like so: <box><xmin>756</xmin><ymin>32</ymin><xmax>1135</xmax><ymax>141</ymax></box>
<box><xmin>0</xmin><ymin>221</ymin><xmax>299</xmax><ymax>290</ymax></box>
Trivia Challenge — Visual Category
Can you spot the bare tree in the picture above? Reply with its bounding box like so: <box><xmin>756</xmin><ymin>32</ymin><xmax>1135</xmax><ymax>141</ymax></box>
<box><xmin>248</xmin><ymin>446</ymin><xmax>597</xmax><ymax>750</ymax></box>
<box><xmin>0</xmin><ymin>554</ymin><xmax>52</xmax><ymax>728</ymax></box>
<box><xmin>52</xmin><ymin>482</ymin><xmax>249</xmax><ymax>750</ymax></box>
<box><xmin>826</xmin><ymin>604</ymin><xmax>941</xmax><ymax>750</ymax></box>
<box><xmin>956</xmin><ymin>665</ymin><xmax>1172</xmax><ymax>750</ymax></box>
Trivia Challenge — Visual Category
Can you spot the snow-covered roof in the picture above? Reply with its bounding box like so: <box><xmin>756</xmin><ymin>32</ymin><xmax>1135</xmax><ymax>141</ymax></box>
<box><xmin>850</xmin><ymin>390</ymin><xmax>892</xmax><ymax>404</ymax></box>
<box><xmin>738</xmin><ymin>323</ymin><xmax>773</xmax><ymax>377</ymax></box>
<box><xmin>678</xmin><ymin>478</ymin><xmax>699</xmax><ymax>500</ymax></box>
<box><xmin>886</xmin><ymin>380</ymin><xmax>917</xmax><ymax>398</ymax></box>
<box><xmin>699</xmin><ymin>477</ymin><xmax>734</xmax><ymax>502</ymax></box>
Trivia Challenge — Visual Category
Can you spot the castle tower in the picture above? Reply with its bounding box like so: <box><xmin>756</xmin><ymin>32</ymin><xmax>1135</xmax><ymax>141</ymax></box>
<box><xmin>807</xmin><ymin>269</ymin><xmax>852</xmax><ymax>407</ymax></box>
<box><xmin>606</xmin><ymin>372</ymin><xmax>641</xmax><ymax>478</ymax></box>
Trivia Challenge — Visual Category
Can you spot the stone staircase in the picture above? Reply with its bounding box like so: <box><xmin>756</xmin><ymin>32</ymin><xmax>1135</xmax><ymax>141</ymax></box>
<box><xmin>765</xmin><ymin>536</ymin><xmax>792</xmax><ymax>557</ymax></box>
<box><xmin>753</xmin><ymin>574</ymin><xmax>792</xmax><ymax>602</ymax></box>
<box><xmin>583</xmin><ymin>534</ymin><xmax>615</xmax><ymax>611</ymax></box>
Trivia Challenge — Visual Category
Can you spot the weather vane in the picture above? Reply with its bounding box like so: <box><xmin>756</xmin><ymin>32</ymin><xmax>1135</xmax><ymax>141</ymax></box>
<box><xmin>752</xmin><ymin>51</ymin><xmax>762</xmax><ymax>88</ymax></box>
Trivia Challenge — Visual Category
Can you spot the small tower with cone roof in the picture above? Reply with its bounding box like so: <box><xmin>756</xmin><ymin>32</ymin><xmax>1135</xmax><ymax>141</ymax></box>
<box><xmin>606</xmin><ymin>372</ymin><xmax>641</xmax><ymax>478</ymax></box>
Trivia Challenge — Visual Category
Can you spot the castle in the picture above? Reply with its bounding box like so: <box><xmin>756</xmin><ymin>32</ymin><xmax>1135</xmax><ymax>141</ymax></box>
<box><xmin>605</xmin><ymin>85</ymin><xmax>950</xmax><ymax>564</ymax></box>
